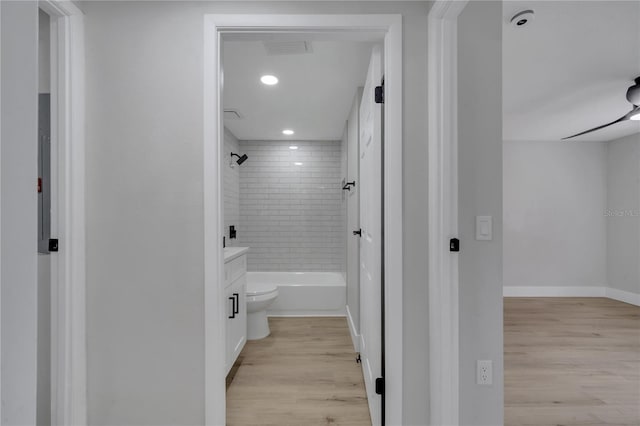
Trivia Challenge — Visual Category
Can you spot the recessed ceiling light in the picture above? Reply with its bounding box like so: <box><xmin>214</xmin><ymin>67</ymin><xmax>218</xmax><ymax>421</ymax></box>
<box><xmin>282</xmin><ymin>129</ymin><xmax>295</xmax><ymax>135</ymax></box>
<box><xmin>260</xmin><ymin>75</ymin><xmax>278</xmax><ymax>85</ymax></box>
<box><xmin>289</xmin><ymin>146</ymin><xmax>298</xmax><ymax>150</ymax></box>
<box><xmin>294</xmin><ymin>162</ymin><xmax>303</xmax><ymax>166</ymax></box>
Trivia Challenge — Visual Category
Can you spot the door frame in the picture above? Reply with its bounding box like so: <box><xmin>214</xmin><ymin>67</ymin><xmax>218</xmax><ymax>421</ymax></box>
<box><xmin>203</xmin><ymin>14</ymin><xmax>403</xmax><ymax>426</ymax></box>
<box><xmin>37</xmin><ymin>1</ymin><xmax>87</xmax><ymax>424</ymax></box>
<box><xmin>427</xmin><ymin>1</ymin><xmax>467</xmax><ymax>425</ymax></box>
<box><xmin>1</xmin><ymin>4</ymin><xmax>3</xmax><ymax>422</ymax></box>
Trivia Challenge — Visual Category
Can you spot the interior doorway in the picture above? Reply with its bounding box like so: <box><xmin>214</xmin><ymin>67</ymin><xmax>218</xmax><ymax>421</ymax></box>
<box><xmin>203</xmin><ymin>14</ymin><xmax>403</xmax><ymax>426</ymax></box>
<box><xmin>221</xmin><ymin>33</ymin><xmax>376</xmax><ymax>424</ymax></box>
<box><xmin>37</xmin><ymin>9</ymin><xmax>53</xmax><ymax>425</ymax></box>
<box><xmin>502</xmin><ymin>2</ymin><xmax>640</xmax><ymax>425</ymax></box>
<box><xmin>35</xmin><ymin>1</ymin><xmax>87</xmax><ymax>424</ymax></box>
<box><xmin>0</xmin><ymin>1</ymin><xmax>85</xmax><ymax>423</ymax></box>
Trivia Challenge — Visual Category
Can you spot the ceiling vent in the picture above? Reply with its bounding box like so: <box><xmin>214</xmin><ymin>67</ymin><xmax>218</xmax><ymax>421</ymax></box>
<box><xmin>263</xmin><ymin>41</ymin><xmax>313</xmax><ymax>56</ymax></box>
<box><xmin>224</xmin><ymin>109</ymin><xmax>243</xmax><ymax>120</ymax></box>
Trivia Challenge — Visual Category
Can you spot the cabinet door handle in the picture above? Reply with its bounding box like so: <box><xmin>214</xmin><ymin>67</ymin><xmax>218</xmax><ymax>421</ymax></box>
<box><xmin>228</xmin><ymin>296</ymin><xmax>236</xmax><ymax>319</ymax></box>
<box><xmin>233</xmin><ymin>293</ymin><xmax>239</xmax><ymax>315</ymax></box>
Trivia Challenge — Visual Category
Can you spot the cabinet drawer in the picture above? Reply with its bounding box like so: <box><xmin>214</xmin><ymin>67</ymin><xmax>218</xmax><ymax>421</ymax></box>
<box><xmin>225</xmin><ymin>254</ymin><xmax>247</xmax><ymax>286</ymax></box>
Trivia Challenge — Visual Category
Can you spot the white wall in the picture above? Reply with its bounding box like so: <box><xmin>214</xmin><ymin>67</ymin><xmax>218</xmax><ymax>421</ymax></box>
<box><xmin>606</xmin><ymin>133</ymin><xmax>640</xmax><ymax>296</ymax></box>
<box><xmin>458</xmin><ymin>2</ymin><xmax>504</xmax><ymax>424</ymax></box>
<box><xmin>82</xmin><ymin>1</ymin><xmax>429</xmax><ymax>424</ymax></box>
<box><xmin>400</xmin><ymin>7</ymin><xmax>430</xmax><ymax>423</ymax></box>
<box><xmin>223</xmin><ymin>127</ymin><xmax>240</xmax><ymax>246</ymax></box>
<box><xmin>237</xmin><ymin>140</ymin><xmax>344</xmax><ymax>272</ymax></box>
<box><xmin>503</xmin><ymin>141</ymin><xmax>608</xmax><ymax>288</ymax></box>
<box><xmin>38</xmin><ymin>9</ymin><xmax>50</xmax><ymax>94</ymax></box>
<box><xmin>85</xmin><ymin>3</ymin><xmax>205</xmax><ymax>424</ymax></box>
<box><xmin>1</xmin><ymin>2</ymin><xmax>39</xmax><ymax>424</ymax></box>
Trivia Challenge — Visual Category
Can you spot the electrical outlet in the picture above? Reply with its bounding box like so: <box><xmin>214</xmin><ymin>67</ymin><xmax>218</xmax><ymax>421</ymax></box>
<box><xmin>477</xmin><ymin>360</ymin><xmax>492</xmax><ymax>385</ymax></box>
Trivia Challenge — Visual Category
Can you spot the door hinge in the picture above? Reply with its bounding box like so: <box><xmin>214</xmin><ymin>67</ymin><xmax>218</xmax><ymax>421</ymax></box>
<box><xmin>355</xmin><ymin>353</ymin><xmax>361</xmax><ymax>364</ymax></box>
<box><xmin>449</xmin><ymin>238</ymin><xmax>460</xmax><ymax>252</ymax></box>
<box><xmin>375</xmin><ymin>377</ymin><xmax>385</xmax><ymax>395</ymax></box>
<box><xmin>353</xmin><ymin>229</ymin><xmax>362</xmax><ymax>237</ymax></box>
<box><xmin>375</xmin><ymin>85</ymin><xmax>384</xmax><ymax>104</ymax></box>
<box><xmin>49</xmin><ymin>238</ymin><xmax>59</xmax><ymax>252</ymax></box>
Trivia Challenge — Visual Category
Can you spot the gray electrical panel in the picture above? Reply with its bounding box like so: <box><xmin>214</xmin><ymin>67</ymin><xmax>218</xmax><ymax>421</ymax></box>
<box><xmin>38</xmin><ymin>93</ymin><xmax>51</xmax><ymax>254</ymax></box>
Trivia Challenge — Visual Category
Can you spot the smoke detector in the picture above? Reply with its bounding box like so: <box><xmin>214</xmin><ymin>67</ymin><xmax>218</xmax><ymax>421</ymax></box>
<box><xmin>510</xmin><ymin>10</ymin><xmax>535</xmax><ymax>28</ymax></box>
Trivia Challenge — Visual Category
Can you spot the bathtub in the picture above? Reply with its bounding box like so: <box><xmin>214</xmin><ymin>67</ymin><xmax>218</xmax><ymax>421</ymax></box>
<box><xmin>246</xmin><ymin>272</ymin><xmax>346</xmax><ymax>316</ymax></box>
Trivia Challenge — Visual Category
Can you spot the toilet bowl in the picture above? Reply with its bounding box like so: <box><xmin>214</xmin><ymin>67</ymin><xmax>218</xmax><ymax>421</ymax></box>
<box><xmin>246</xmin><ymin>282</ymin><xmax>279</xmax><ymax>340</ymax></box>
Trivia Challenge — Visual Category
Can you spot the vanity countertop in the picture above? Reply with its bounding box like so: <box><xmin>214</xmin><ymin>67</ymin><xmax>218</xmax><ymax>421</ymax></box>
<box><xmin>224</xmin><ymin>246</ymin><xmax>249</xmax><ymax>263</ymax></box>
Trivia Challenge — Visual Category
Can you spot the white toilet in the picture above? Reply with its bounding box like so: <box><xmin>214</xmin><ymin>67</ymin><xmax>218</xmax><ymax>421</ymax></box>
<box><xmin>246</xmin><ymin>282</ymin><xmax>279</xmax><ymax>340</ymax></box>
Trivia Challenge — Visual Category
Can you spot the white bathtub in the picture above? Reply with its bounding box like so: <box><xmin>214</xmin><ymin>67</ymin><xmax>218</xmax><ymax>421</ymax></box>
<box><xmin>246</xmin><ymin>272</ymin><xmax>346</xmax><ymax>316</ymax></box>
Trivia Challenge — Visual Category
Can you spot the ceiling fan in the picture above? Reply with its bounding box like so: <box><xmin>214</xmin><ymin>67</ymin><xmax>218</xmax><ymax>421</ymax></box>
<box><xmin>563</xmin><ymin>76</ymin><xmax>640</xmax><ymax>140</ymax></box>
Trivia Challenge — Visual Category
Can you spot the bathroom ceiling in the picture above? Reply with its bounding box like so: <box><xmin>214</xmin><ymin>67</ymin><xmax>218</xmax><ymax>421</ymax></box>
<box><xmin>503</xmin><ymin>1</ymin><xmax>640</xmax><ymax>142</ymax></box>
<box><xmin>222</xmin><ymin>38</ymin><xmax>375</xmax><ymax>141</ymax></box>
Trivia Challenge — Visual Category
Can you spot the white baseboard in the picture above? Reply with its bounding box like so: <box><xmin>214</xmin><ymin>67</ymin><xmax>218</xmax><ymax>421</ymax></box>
<box><xmin>268</xmin><ymin>311</ymin><xmax>346</xmax><ymax>317</ymax></box>
<box><xmin>503</xmin><ymin>286</ymin><xmax>606</xmax><ymax>297</ymax></box>
<box><xmin>605</xmin><ymin>287</ymin><xmax>640</xmax><ymax>306</ymax></box>
<box><xmin>346</xmin><ymin>305</ymin><xmax>360</xmax><ymax>352</ymax></box>
<box><xmin>503</xmin><ymin>285</ymin><xmax>639</xmax><ymax>307</ymax></box>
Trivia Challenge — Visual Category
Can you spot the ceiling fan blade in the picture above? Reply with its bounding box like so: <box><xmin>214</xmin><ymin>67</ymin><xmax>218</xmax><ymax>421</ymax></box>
<box><xmin>562</xmin><ymin>114</ymin><xmax>629</xmax><ymax>140</ymax></box>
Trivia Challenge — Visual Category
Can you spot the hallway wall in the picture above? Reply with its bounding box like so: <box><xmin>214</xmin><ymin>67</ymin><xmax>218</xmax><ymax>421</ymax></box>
<box><xmin>1</xmin><ymin>1</ymin><xmax>39</xmax><ymax>424</ymax></box>
<box><xmin>82</xmin><ymin>1</ymin><xmax>430</xmax><ymax>425</ymax></box>
<box><xmin>458</xmin><ymin>1</ymin><xmax>504</xmax><ymax>424</ymax></box>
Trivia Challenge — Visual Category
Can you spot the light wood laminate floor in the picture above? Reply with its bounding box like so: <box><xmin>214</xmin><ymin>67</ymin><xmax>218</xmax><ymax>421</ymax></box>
<box><xmin>226</xmin><ymin>317</ymin><xmax>371</xmax><ymax>426</ymax></box>
<box><xmin>505</xmin><ymin>298</ymin><xmax>640</xmax><ymax>426</ymax></box>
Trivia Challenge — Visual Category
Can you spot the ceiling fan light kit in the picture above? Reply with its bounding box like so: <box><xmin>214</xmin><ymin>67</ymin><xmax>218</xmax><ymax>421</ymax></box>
<box><xmin>563</xmin><ymin>76</ymin><xmax>640</xmax><ymax>139</ymax></box>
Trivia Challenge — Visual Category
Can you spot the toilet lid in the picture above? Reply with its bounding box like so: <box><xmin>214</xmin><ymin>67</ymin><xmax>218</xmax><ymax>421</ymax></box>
<box><xmin>246</xmin><ymin>282</ymin><xmax>277</xmax><ymax>296</ymax></box>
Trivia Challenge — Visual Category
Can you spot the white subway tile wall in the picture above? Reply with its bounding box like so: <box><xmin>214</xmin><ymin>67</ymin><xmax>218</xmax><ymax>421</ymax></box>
<box><xmin>223</xmin><ymin>128</ymin><xmax>240</xmax><ymax>246</ymax></box>
<box><xmin>238</xmin><ymin>140</ymin><xmax>345</xmax><ymax>272</ymax></box>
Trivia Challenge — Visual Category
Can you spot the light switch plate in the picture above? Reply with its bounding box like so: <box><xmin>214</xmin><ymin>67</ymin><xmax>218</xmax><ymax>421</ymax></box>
<box><xmin>476</xmin><ymin>216</ymin><xmax>492</xmax><ymax>241</ymax></box>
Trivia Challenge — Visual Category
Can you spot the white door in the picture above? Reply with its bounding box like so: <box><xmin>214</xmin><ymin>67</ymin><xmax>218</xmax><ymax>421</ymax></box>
<box><xmin>347</xmin><ymin>88</ymin><xmax>363</xmax><ymax>344</ymax></box>
<box><xmin>359</xmin><ymin>45</ymin><xmax>383</xmax><ymax>426</ymax></box>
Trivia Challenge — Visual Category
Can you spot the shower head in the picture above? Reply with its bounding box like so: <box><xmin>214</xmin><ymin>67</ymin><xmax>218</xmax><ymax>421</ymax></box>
<box><xmin>231</xmin><ymin>152</ymin><xmax>248</xmax><ymax>165</ymax></box>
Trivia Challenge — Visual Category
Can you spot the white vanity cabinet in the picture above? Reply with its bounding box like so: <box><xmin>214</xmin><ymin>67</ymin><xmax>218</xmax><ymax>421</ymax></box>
<box><xmin>224</xmin><ymin>248</ymin><xmax>248</xmax><ymax>374</ymax></box>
